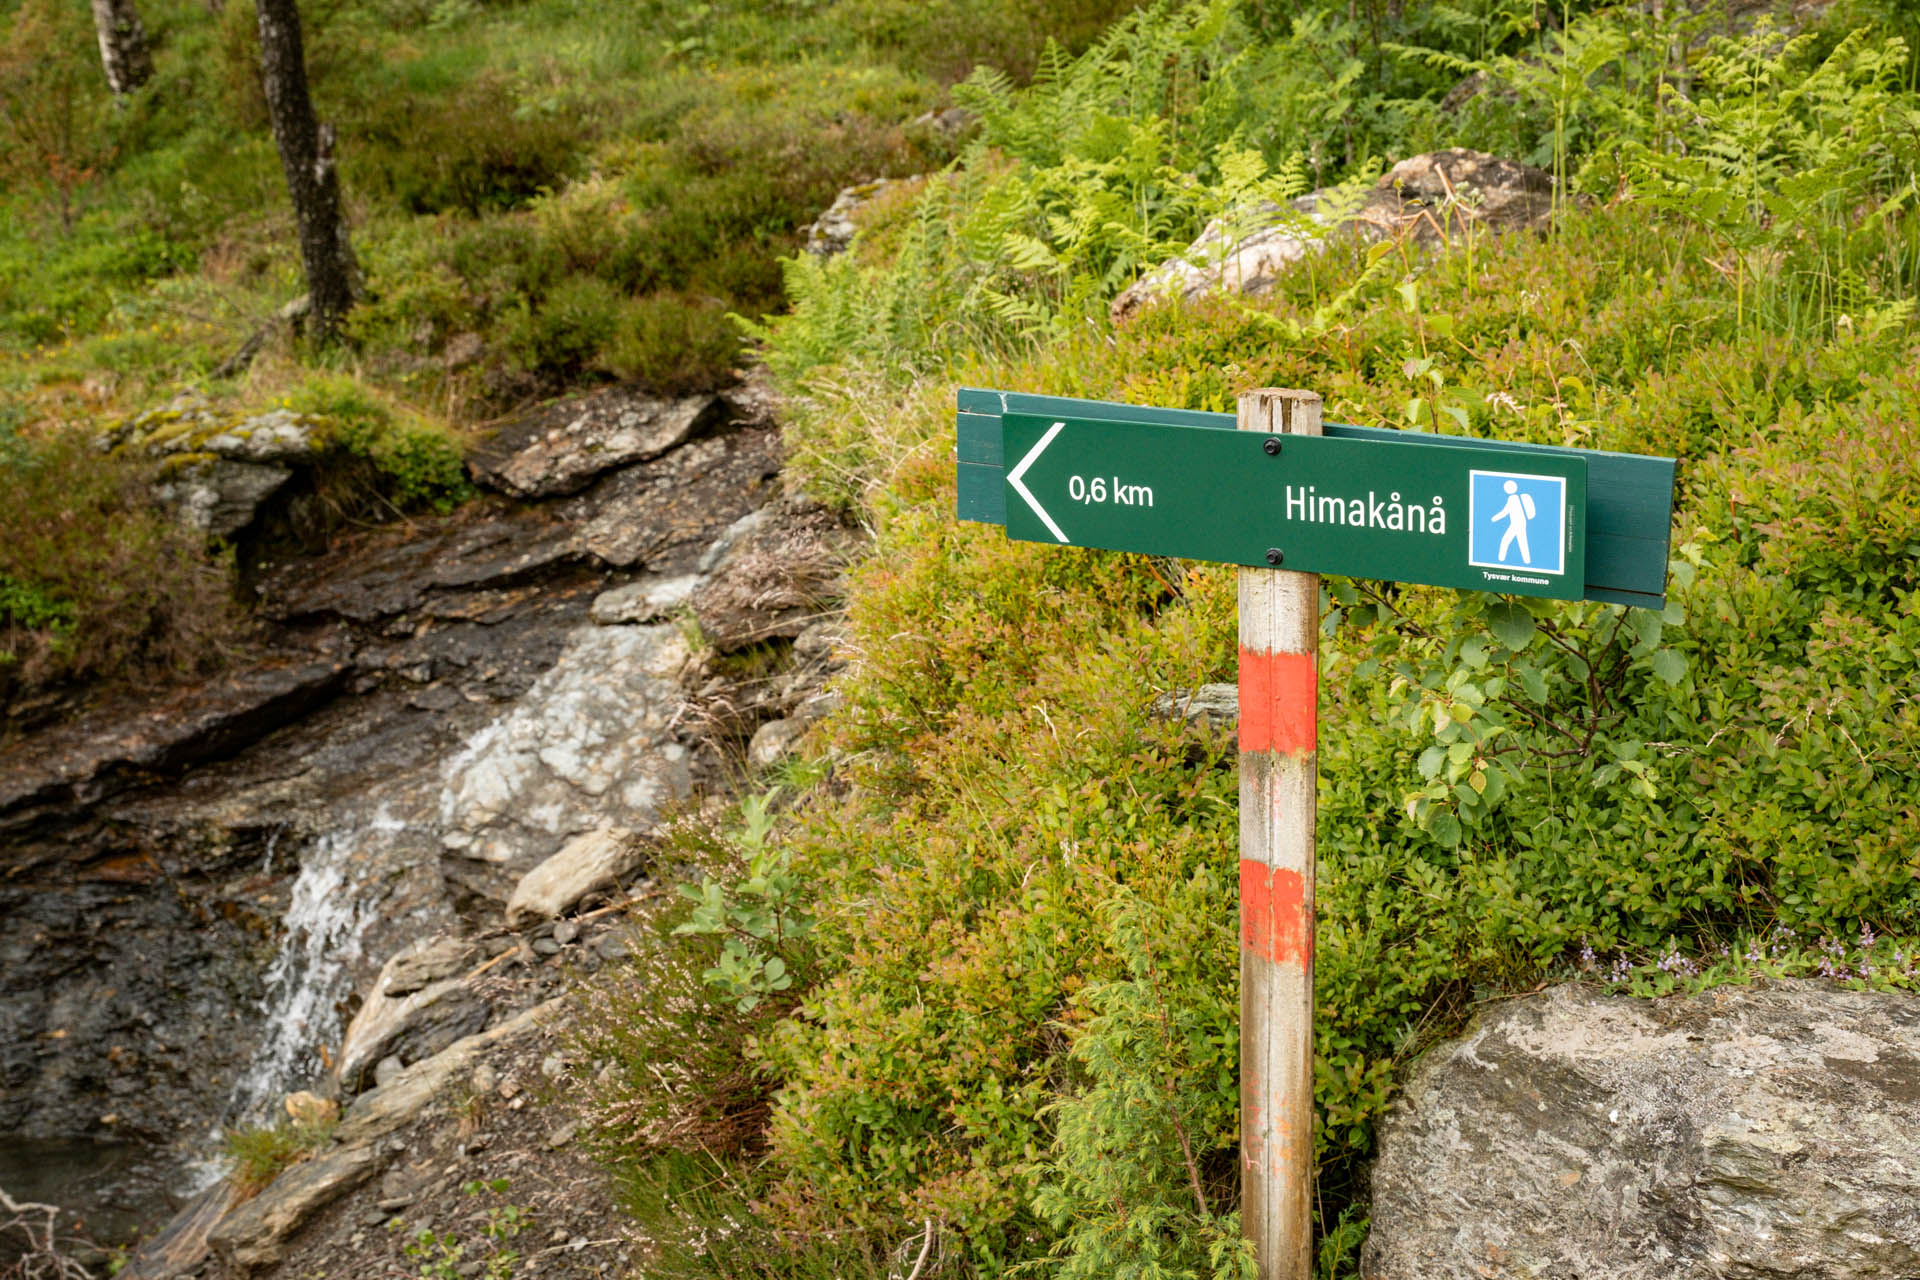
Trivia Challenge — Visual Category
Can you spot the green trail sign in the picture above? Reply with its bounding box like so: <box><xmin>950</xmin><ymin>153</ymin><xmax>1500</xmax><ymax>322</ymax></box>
<box><xmin>959</xmin><ymin>388</ymin><xmax>1677</xmax><ymax>608</ymax></box>
<box><xmin>1002</xmin><ymin>411</ymin><xmax>1589</xmax><ymax>601</ymax></box>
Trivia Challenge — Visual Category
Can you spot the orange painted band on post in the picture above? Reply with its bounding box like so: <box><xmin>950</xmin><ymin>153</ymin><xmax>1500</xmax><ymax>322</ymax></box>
<box><xmin>1240</xmin><ymin>860</ymin><xmax>1310</xmax><ymax>967</ymax></box>
<box><xmin>1238</xmin><ymin>647</ymin><xmax>1317</xmax><ymax>755</ymax></box>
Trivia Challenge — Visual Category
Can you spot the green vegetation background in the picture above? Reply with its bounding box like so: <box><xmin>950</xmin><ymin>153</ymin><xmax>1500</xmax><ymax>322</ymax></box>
<box><xmin>586</xmin><ymin>2</ymin><xmax>1920</xmax><ymax>1278</ymax></box>
<box><xmin>6</xmin><ymin>0</ymin><xmax>1920</xmax><ymax>1275</ymax></box>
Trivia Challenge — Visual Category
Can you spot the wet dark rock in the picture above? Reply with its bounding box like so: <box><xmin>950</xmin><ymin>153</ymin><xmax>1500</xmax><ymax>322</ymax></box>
<box><xmin>0</xmin><ymin>659</ymin><xmax>348</xmax><ymax>835</ymax></box>
<box><xmin>6</xmin><ymin>370</ymin><xmax>841</xmax><ymax>1268</ymax></box>
<box><xmin>467</xmin><ymin>386</ymin><xmax>726</xmax><ymax>498</ymax></box>
<box><xmin>563</xmin><ymin>427</ymin><xmax>782</xmax><ymax>571</ymax></box>
<box><xmin>257</xmin><ymin>507</ymin><xmax>580</xmax><ymax>626</ymax></box>
<box><xmin>1364</xmin><ymin>982</ymin><xmax>1920</xmax><ymax>1280</ymax></box>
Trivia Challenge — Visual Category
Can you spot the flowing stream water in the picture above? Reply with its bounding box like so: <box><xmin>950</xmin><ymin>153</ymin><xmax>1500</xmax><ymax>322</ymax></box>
<box><xmin>225</xmin><ymin>808</ymin><xmax>405</xmax><ymax>1123</ymax></box>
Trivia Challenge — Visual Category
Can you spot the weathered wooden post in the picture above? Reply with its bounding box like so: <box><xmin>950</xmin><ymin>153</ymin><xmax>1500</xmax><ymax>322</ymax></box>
<box><xmin>1235</xmin><ymin>388</ymin><xmax>1320</xmax><ymax>1280</ymax></box>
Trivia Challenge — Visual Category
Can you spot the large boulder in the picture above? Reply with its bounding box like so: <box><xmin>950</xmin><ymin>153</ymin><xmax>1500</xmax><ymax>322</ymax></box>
<box><xmin>110</xmin><ymin>398</ymin><xmax>328</xmax><ymax>537</ymax></box>
<box><xmin>1363</xmin><ymin>981</ymin><xmax>1920</xmax><ymax>1280</ymax></box>
<box><xmin>1112</xmin><ymin>149</ymin><xmax>1553</xmax><ymax>321</ymax></box>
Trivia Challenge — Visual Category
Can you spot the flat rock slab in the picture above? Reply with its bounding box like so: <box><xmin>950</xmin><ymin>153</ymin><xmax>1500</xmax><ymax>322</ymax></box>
<box><xmin>469</xmin><ymin>386</ymin><xmax>725</xmax><ymax>498</ymax></box>
<box><xmin>1364</xmin><ymin>981</ymin><xmax>1920</xmax><ymax>1280</ymax></box>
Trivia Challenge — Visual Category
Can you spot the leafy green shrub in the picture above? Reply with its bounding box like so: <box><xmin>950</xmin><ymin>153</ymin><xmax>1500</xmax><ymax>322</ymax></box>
<box><xmin>285</xmin><ymin>373</ymin><xmax>474</xmax><ymax>512</ymax></box>
<box><xmin>0</xmin><ymin>431</ymin><xmax>237</xmax><ymax>704</ymax></box>
<box><xmin>573</xmin><ymin>793</ymin><xmax>818</xmax><ymax>1151</ymax></box>
<box><xmin>1031</xmin><ymin>889</ymin><xmax>1253</xmax><ymax>1280</ymax></box>
<box><xmin>603</xmin><ymin>294</ymin><xmax>740</xmax><ymax>395</ymax></box>
<box><xmin>501</xmin><ymin>274</ymin><xmax>621</xmax><ymax>382</ymax></box>
<box><xmin>354</xmin><ymin>73</ymin><xmax>589</xmax><ymax>215</ymax></box>
<box><xmin>747</xmin><ymin>131</ymin><xmax>1920</xmax><ymax>1266</ymax></box>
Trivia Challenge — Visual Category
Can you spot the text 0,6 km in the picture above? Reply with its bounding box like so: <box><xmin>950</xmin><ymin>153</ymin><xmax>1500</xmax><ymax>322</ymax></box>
<box><xmin>1067</xmin><ymin>474</ymin><xmax>1155</xmax><ymax>506</ymax></box>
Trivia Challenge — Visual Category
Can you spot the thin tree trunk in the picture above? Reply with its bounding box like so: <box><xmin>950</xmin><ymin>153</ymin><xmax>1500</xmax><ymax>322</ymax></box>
<box><xmin>254</xmin><ymin>0</ymin><xmax>355</xmax><ymax>345</ymax></box>
<box><xmin>91</xmin><ymin>0</ymin><xmax>154</xmax><ymax>96</ymax></box>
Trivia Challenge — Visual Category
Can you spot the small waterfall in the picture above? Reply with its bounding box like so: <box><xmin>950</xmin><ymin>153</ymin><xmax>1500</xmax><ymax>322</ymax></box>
<box><xmin>225</xmin><ymin>809</ymin><xmax>403</xmax><ymax>1122</ymax></box>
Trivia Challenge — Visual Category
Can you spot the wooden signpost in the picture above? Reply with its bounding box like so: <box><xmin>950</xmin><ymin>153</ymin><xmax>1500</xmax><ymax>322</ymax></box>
<box><xmin>956</xmin><ymin>385</ymin><xmax>1677</xmax><ymax>1280</ymax></box>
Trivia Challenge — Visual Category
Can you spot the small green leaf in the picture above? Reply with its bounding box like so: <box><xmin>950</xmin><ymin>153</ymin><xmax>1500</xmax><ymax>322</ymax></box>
<box><xmin>1629</xmin><ymin>610</ymin><xmax>1663</xmax><ymax>653</ymax></box>
<box><xmin>1427</xmin><ymin>811</ymin><xmax>1462</xmax><ymax>848</ymax></box>
<box><xmin>1651</xmin><ymin>649</ymin><xmax>1688</xmax><ymax>685</ymax></box>
<box><xmin>1487</xmin><ymin>601</ymin><xmax>1537</xmax><ymax>650</ymax></box>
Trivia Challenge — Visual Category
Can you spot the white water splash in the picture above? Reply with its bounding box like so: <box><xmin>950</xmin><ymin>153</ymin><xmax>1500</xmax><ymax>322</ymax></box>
<box><xmin>225</xmin><ymin>809</ymin><xmax>404</xmax><ymax>1122</ymax></box>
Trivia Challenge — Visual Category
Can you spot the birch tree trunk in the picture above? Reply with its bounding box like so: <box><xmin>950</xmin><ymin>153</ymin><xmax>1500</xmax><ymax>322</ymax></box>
<box><xmin>254</xmin><ymin>0</ymin><xmax>355</xmax><ymax>344</ymax></box>
<box><xmin>91</xmin><ymin>0</ymin><xmax>154</xmax><ymax>96</ymax></box>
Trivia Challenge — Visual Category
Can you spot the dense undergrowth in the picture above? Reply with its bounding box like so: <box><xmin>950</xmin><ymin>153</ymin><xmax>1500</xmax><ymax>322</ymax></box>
<box><xmin>0</xmin><ymin>0</ymin><xmax>1140</xmax><ymax>704</ymax></box>
<box><xmin>578</xmin><ymin>0</ymin><xmax>1920</xmax><ymax>1276</ymax></box>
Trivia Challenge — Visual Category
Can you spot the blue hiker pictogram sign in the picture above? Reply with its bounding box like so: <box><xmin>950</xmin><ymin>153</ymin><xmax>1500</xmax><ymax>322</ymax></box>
<box><xmin>1469</xmin><ymin>470</ymin><xmax>1568</xmax><ymax>579</ymax></box>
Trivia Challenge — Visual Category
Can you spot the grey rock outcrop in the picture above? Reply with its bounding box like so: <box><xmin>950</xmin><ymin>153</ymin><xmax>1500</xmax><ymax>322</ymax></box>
<box><xmin>468</xmin><ymin>385</ymin><xmax>725</xmax><ymax>498</ymax></box>
<box><xmin>1363</xmin><ymin>981</ymin><xmax>1920</xmax><ymax>1280</ymax></box>
<box><xmin>112</xmin><ymin>400</ymin><xmax>327</xmax><ymax>537</ymax></box>
<box><xmin>590</xmin><ymin>574</ymin><xmax>700</xmax><ymax>625</ymax></box>
<box><xmin>804</xmin><ymin>179</ymin><xmax>903</xmax><ymax>258</ymax></box>
<box><xmin>1112</xmin><ymin>149</ymin><xmax>1554</xmax><ymax>321</ymax></box>
<box><xmin>1150</xmin><ymin>683</ymin><xmax>1238</xmax><ymax>730</ymax></box>
<box><xmin>436</xmin><ymin>624</ymin><xmax>692</xmax><ymax>877</ymax></box>
<box><xmin>155</xmin><ymin>458</ymin><xmax>294</xmax><ymax>537</ymax></box>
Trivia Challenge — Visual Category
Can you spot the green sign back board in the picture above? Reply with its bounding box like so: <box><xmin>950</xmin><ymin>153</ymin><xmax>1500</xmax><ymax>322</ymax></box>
<box><xmin>1002</xmin><ymin>412</ymin><xmax>1589</xmax><ymax>600</ymax></box>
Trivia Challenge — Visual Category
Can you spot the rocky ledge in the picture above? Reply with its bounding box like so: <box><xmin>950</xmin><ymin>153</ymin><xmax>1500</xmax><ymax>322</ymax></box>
<box><xmin>1</xmin><ymin>369</ymin><xmax>854</xmax><ymax>1268</ymax></box>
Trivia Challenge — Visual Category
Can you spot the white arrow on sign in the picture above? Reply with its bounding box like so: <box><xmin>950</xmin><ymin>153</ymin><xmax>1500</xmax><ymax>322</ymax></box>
<box><xmin>1007</xmin><ymin>419</ymin><xmax>1069</xmax><ymax>543</ymax></box>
